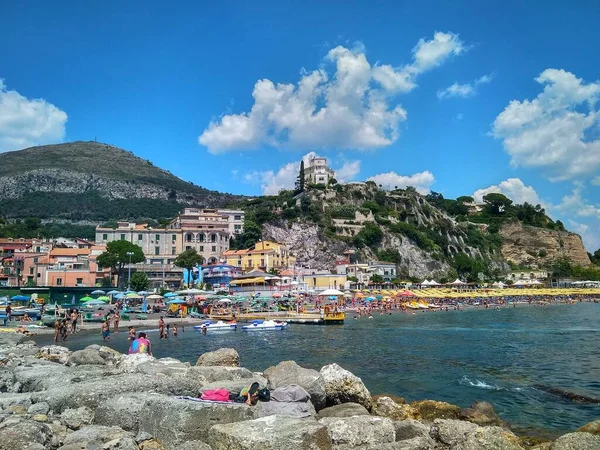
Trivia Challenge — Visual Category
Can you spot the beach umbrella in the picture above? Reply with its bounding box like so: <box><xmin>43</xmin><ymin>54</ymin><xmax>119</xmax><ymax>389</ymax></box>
<box><xmin>365</xmin><ymin>297</ymin><xmax>375</xmax><ymax>302</ymax></box>
<box><xmin>137</xmin><ymin>291</ymin><xmax>149</xmax><ymax>296</ymax></box>
<box><xmin>10</xmin><ymin>295</ymin><xmax>30</xmax><ymax>301</ymax></box>
<box><xmin>146</xmin><ymin>294</ymin><xmax>164</xmax><ymax>300</ymax></box>
<box><xmin>81</xmin><ymin>299</ymin><xmax>107</xmax><ymax>305</ymax></box>
<box><xmin>217</xmin><ymin>299</ymin><xmax>232</xmax><ymax>303</ymax></box>
<box><xmin>114</xmin><ymin>293</ymin><xmax>125</xmax><ymax>299</ymax></box>
<box><xmin>96</xmin><ymin>296</ymin><xmax>110</xmax><ymax>301</ymax></box>
<box><xmin>164</xmin><ymin>292</ymin><xmax>178</xmax><ymax>298</ymax></box>
<box><xmin>126</xmin><ymin>293</ymin><xmax>143</xmax><ymax>299</ymax></box>
<box><xmin>79</xmin><ymin>296</ymin><xmax>94</xmax><ymax>302</ymax></box>
<box><xmin>177</xmin><ymin>288</ymin><xmax>205</xmax><ymax>295</ymax></box>
<box><xmin>272</xmin><ymin>293</ymin><xmax>283</xmax><ymax>298</ymax></box>
<box><xmin>91</xmin><ymin>289</ymin><xmax>105</xmax><ymax>295</ymax></box>
<box><xmin>107</xmin><ymin>290</ymin><xmax>120</xmax><ymax>295</ymax></box>
<box><xmin>166</xmin><ymin>298</ymin><xmax>186</xmax><ymax>304</ymax></box>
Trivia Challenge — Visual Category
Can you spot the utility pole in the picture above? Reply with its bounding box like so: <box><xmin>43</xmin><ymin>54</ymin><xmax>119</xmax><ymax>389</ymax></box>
<box><xmin>127</xmin><ymin>251</ymin><xmax>134</xmax><ymax>290</ymax></box>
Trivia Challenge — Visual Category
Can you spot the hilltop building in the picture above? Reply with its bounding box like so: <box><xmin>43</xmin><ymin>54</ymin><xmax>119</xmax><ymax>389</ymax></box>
<box><xmin>223</xmin><ymin>240</ymin><xmax>296</xmax><ymax>273</ymax></box>
<box><xmin>304</xmin><ymin>156</ymin><xmax>335</xmax><ymax>185</ymax></box>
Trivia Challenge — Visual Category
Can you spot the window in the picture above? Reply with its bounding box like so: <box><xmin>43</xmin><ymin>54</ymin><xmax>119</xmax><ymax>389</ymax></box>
<box><xmin>171</xmin><ymin>247</ymin><xmax>176</xmax><ymax>255</ymax></box>
<box><xmin>211</xmin><ymin>234</ymin><xmax>217</xmax><ymax>242</ymax></box>
<box><xmin>185</xmin><ymin>246</ymin><xmax>191</xmax><ymax>251</ymax></box>
<box><xmin>155</xmin><ymin>247</ymin><xmax>160</xmax><ymax>255</ymax></box>
<box><xmin>138</xmin><ymin>234</ymin><xmax>143</xmax><ymax>240</ymax></box>
<box><xmin>212</xmin><ymin>246</ymin><xmax>216</xmax><ymax>252</ymax></box>
<box><xmin>172</xmin><ymin>234</ymin><xmax>177</xmax><ymax>242</ymax></box>
<box><xmin>29</xmin><ymin>267</ymin><xmax>34</xmax><ymax>275</ymax></box>
<box><xmin>155</xmin><ymin>234</ymin><xmax>160</xmax><ymax>241</ymax></box>
<box><xmin>56</xmin><ymin>277</ymin><xmax>63</xmax><ymax>286</ymax></box>
<box><xmin>76</xmin><ymin>278</ymin><xmax>83</xmax><ymax>285</ymax></box>
<box><xmin>120</xmin><ymin>234</ymin><xmax>126</xmax><ymax>240</ymax></box>
<box><xmin>234</xmin><ymin>215</ymin><xmax>242</xmax><ymax>221</ymax></box>
<box><xmin>261</xmin><ymin>259</ymin><xmax>265</xmax><ymax>267</ymax></box>
<box><xmin>234</xmin><ymin>224</ymin><xmax>241</xmax><ymax>230</ymax></box>
<box><xmin>199</xmin><ymin>234</ymin><xmax>205</xmax><ymax>242</ymax></box>
<box><xmin>199</xmin><ymin>246</ymin><xmax>204</xmax><ymax>252</ymax></box>
<box><xmin>102</xmin><ymin>233</ymin><xmax>108</xmax><ymax>240</ymax></box>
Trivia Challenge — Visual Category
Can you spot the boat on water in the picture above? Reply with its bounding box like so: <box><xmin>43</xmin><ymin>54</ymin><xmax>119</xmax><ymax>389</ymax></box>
<box><xmin>193</xmin><ymin>320</ymin><xmax>237</xmax><ymax>331</ymax></box>
<box><xmin>242</xmin><ymin>320</ymin><xmax>288</xmax><ymax>331</ymax></box>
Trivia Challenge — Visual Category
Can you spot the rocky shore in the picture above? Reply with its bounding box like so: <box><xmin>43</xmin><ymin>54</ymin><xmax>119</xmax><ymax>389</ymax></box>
<box><xmin>0</xmin><ymin>333</ymin><xmax>598</xmax><ymax>450</ymax></box>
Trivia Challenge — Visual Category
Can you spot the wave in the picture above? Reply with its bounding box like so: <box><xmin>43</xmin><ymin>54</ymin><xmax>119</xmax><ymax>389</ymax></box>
<box><xmin>460</xmin><ymin>376</ymin><xmax>502</xmax><ymax>391</ymax></box>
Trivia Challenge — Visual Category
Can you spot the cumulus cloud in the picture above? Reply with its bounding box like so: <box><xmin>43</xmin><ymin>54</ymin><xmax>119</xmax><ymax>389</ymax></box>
<box><xmin>366</xmin><ymin>170</ymin><xmax>435</xmax><ymax>194</ymax></box>
<box><xmin>473</xmin><ymin>178</ymin><xmax>543</xmax><ymax>205</ymax></box>
<box><xmin>591</xmin><ymin>176</ymin><xmax>600</xmax><ymax>186</ymax></box>
<box><xmin>199</xmin><ymin>31</ymin><xmax>466</xmax><ymax>153</ymax></box>
<box><xmin>246</xmin><ymin>152</ymin><xmax>360</xmax><ymax>195</ymax></box>
<box><xmin>0</xmin><ymin>79</ymin><xmax>68</xmax><ymax>152</ymax></box>
<box><xmin>437</xmin><ymin>73</ymin><xmax>494</xmax><ymax>99</ymax></box>
<box><xmin>492</xmin><ymin>69</ymin><xmax>600</xmax><ymax>181</ymax></box>
<box><xmin>553</xmin><ymin>183</ymin><xmax>600</xmax><ymax>219</ymax></box>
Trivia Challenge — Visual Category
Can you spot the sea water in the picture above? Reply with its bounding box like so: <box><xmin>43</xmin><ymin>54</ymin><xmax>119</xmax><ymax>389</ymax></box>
<box><xmin>37</xmin><ymin>302</ymin><xmax>600</xmax><ymax>437</ymax></box>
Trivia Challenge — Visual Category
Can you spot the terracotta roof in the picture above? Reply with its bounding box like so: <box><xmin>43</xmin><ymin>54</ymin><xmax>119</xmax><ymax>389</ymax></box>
<box><xmin>49</xmin><ymin>248</ymin><xmax>91</xmax><ymax>256</ymax></box>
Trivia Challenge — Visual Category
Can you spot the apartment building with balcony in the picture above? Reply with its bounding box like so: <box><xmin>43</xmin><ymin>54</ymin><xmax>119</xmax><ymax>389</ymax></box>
<box><xmin>222</xmin><ymin>240</ymin><xmax>296</xmax><ymax>273</ymax></box>
<box><xmin>304</xmin><ymin>156</ymin><xmax>335</xmax><ymax>185</ymax></box>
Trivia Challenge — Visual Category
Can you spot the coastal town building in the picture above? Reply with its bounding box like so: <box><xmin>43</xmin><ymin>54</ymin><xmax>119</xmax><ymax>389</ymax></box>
<box><xmin>507</xmin><ymin>269</ymin><xmax>549</xmax><ymax>282</ymax></box>
<box><xmin>201</xmin><ymin>263</ymin><xmax>243</xmax><ymax>288</ymax></box>
<box><xmin>368</xmin><ymin>262</ymin><xmax>397</xmax><ymax>282</ymax></box>
<box><xmin>304</xmin><ymin>273</ymin><xmax>347</xmax><ymax>291</ymax></box>
<box><xmin>95</xmin><ymin>208</ymin><xmax>245</xmax><ymax>267</ymax></box>
<box><xmin>304</xmin><ymin>156</ymin><xmax>335</xmax><ymax>185</ymax></box>
<box><xmin>223</xmin><ymin>240</ymin><xmax>296</xmax><ymax>273</ymax></box>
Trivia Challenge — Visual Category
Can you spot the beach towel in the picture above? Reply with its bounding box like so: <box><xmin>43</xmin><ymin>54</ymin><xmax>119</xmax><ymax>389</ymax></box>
<box><xmin>201</xmin><ymin>388</ymin><xmax>231</xmax><ymax>402</ymax></box>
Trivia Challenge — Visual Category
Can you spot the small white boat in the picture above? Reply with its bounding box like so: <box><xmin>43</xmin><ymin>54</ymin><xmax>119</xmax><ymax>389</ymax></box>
<box><xmin>242</xmin><ymin>320</ymin><xmax>288</xmax><ymax>331</ymax></box>
<box><xmin>193</xmin><ymin>320</ymin><xmax>237</xmax><ymax>331</ymax></box>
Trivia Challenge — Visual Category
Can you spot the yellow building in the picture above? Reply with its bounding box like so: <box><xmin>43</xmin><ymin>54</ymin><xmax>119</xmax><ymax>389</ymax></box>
<box><xmin>304</xmin><ymin>274</ymin><xmax>347</xmax><ymax>290</ymax></box>
<box><xmin>223</xmin><ymin>240</ymin><xmax>295</xmax><ymax>273</ymax></box>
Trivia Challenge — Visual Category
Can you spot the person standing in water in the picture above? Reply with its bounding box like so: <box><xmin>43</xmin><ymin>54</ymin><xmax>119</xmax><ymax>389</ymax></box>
<box><xmin>158</xmin><ymin>316</ymin><xmax>165</xmax><ymax>339</ymax></box>
<box><xmin>129</xmin><ymin>332</ymin><xmax>152</xmax><ymax>355</ymax></box>
<box><xmin>113</xmin><ymin>311</ymin><xmax>120</xmax><ymax>334</ymax></box>
<box><xmin>101</xmin><ymin>319</ymin><xmax>110</xmax><ymax>341</ymax></box>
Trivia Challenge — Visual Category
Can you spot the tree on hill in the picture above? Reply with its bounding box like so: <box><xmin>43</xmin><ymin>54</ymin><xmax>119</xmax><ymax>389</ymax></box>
<box><xmin>130</xmin><ymin>272</ymin><xmax>149</xmax><ymax>291</ymax></box>
<box><xmin>483</xmin><ymin>193</ymin><xmax>513</xmax><ymax>215</ymax></box>
<box><xmin>96</xmin><ymin>241</ymin><xmax>145</xmax><ymax>288</ymax></box>
<box><xmin>550</xmin><ymin>257</ymin><xmax>573</xmax><ymax>285</ymax></box>
<box><xmin>174</xmin><ymin>249</ymin><xmax>203</xmax><ymax>287</ymax></box>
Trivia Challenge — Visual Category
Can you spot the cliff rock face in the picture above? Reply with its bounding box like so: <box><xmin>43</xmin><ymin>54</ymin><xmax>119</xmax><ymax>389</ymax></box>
<box><xmin>500</xmin><ymin>222</ymin><xmax>591</xmax><ymax>267</ymax></box>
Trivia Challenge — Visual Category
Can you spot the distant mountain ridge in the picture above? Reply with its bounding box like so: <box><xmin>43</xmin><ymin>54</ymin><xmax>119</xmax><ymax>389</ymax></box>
<box><xmin>0</xmin><ymin>141</ymin><xmax>244</xmax><ymax>221</ymax></box>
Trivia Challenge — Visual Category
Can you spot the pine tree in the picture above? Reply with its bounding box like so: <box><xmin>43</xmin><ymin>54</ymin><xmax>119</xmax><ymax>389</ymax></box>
<box><xmin>295</xmin><ymin>160</ymin><xmax>305</xmax><ymax>194</ymax></box>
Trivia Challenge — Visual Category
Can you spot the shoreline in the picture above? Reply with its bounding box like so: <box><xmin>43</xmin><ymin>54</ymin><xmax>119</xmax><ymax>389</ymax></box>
<box><xmin>0</xmin><ymin>332</ymin><xmax>598</xmax><ymax>449</ymax></box>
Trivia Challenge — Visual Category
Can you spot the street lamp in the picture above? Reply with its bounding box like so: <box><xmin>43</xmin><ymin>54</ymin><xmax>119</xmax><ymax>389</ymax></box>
<box><xmin>126</xmin><ymin>252</ymin><xmax>134</xmax><ymax>290</ymax></box>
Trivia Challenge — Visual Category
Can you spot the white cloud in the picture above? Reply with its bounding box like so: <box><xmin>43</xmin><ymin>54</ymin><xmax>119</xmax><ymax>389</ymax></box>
<box><xmin>437</xmin><ymin>73</ymin><xmax>494</xmax><ymax>99</ymax></box>
<box><xmin>591</xmin><ymin>176</ymin><xmax>600</xmax><ymax>186</ymax></box>
<box><xmin>199</xmin><ymin>31</ymin><xmax>466</xmax><ymax>153</ymax></box>
<box><xmin>366</xmin><ymin>170</ymin><xmax>435</xmax><ymax>194</ymax></box>
<box><xmin>492</xmin><ymin>69</ymin><xmax>600</xmax><ymax>181</ymax></box>
<box><xmin>335</xmin><ymin>160</ymin><xmax>361</xmax><ymax>182</ymax></box>
<box><xmin>473</xmin><ymin>178</ymin><xmax>543</xmax><ymax>205</ymax></box>
<box><xmin>0</xmin><ymin>79</ymin><xmax>68</xmax><ymax>152</ymax></box>
<box><xmin>553</xmin><ymin>184</ymin><xmax>600</xmax><ymax>219</ymax></box>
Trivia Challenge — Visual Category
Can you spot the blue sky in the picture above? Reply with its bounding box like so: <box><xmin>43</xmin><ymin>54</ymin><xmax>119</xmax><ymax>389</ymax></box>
<box><xmin>1</xmin><ymin>1</ymin><xmax>599</xmax><ymax>250</ymax></box>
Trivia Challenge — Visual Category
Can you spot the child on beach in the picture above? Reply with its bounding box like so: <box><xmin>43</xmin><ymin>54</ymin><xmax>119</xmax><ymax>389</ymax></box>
<box><xmin>101</xmin><ymin>320</ymin><xmax>110</xmax><ymax>341</ymax></box>
<box><xmin>172</xmin><ymin>324</ymin><xmax>178</xmax><ymax>337</ymax></box>
<box><xmin>127</xmin><ymin>326</ymin><xmax>136</xmax><ymax>340</ymax></box>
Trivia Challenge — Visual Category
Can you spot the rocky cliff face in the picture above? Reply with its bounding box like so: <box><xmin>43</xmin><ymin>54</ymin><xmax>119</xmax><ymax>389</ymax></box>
<box><xmin>500</xmin><ymin>221</ymin><xmax>591</xmax><ymax>267</ymax></box>
<box><xmin>0</xmin><ymin>168</ymin><xmax>227</xmax><ymax>205</ymax></box>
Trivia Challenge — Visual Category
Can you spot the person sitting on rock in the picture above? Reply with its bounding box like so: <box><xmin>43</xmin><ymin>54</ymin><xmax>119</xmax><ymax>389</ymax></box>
<box><xmin>238</xmin><ymin>382</ymin><xmax>260</xmax><ymax>406</ymax></box>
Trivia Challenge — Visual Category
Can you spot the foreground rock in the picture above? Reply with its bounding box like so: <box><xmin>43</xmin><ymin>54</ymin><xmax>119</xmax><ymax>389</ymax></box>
<box><xmin>550</xmin><ymin>432</ymin><xmax>600</xmax><ymax>449</ymax></box>
<box><xmin>579</xmin><ymin>419</ymin><xmax>600</xmax><ymax>435</ymax></box>
<box><xmin>460</xmin><ymin>401</ymin><xmax>510</xmax><ymax>428</ymax></box>
<box><xmin>319</xmin><ymin>415</ymin><xmax>396</xmax><ymax>448</ymax></box>
<box><xmin>410</xmin><ymin>400</ymin><xmax>461</xmax><ymax>421</ymax></box>
<box><xmin>264</xmin><ymin>360</ymin><xmax>327</xmax><ymax>410</ymax></box>
<box><xmin>318</xmin><ymin>403</ymin><xmax>370</xmax><ymax>419</ymax></box>
<box><xmin>430</xmin><ymin>419</ymin><xmax>524</xmax><ymax>449</ymax></box>
<box><xmin>320</xmin><ymin>363</ymin><xmax>372</xmax><ymax>410</ymax></box>
<box><xmin>0</xmin><ymin>418</ymin><xmax>51</xmax><ymax>450</ymax></box>
<box><xmin>209</xmin><ymin>415</ymin><xmax>332</xmax><ymax>449</ymax></box>
<box><xmin>373</xmin><ymin>396</ymin><xmax>419</xmax><ymax>421</ymax></box>
<box><xmin>59</xmin><ymin>425</ymin><xmax>138</xmax><ymax>450</ymax></box>
<box><xmin>196</xmin><ymin>348</ymin><xmax>240</xmax><ymax>367</ymax></box>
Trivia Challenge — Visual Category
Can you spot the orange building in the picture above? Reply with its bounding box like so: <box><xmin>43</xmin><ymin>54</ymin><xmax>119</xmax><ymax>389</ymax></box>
<box><xmin>40</xmin><ymin>246</ymin><xmax>110</xmax><ymax>287</ymax></box>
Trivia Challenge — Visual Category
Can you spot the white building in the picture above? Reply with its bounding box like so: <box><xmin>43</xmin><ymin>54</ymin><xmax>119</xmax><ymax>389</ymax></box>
<box><xmin>305</xmin><ymin>156</ymin><xmax>335</xmax><ymax>185</ymax></box>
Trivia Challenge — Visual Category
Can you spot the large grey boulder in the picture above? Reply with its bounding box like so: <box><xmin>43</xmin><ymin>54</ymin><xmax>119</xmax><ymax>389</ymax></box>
<box><xmin>264</xmin><ymin>360</ymin><xmax>327</xmax><ymax>410</ymax></box>
<box><xmin>187</xmin><ymin>365</ymin><xmax>254</xmax><ymax>383</ymax></box>
<box><xmin>198</xmin><ymin>376</ymin><xmax>268</xmax><ymax>397</ymax></box>
<box><xmin>137</xmin><ymin>394</ymin><xmax>256</xmax><ymax>447</ymax></box>
<box><xmin>196</xmin><ymin>348</ymin><xmax>240</xmax><ymax>367</ymax></box>
<box><xmin>67</xmin><ymin>348</ymin><xmax>108</xmax><ymax>366</ymax></box>
<box><xmin>117</xmin><ymin>353</ymin><xmax>156</xmax><ymax>372</ymax></box>
<box><xmin>209</xmin><ymin>414</ymin><xmax>332</xmax><ymax>449</ymax></box>
<box><xmin>319</xmin><ymin>415</ymin><xmax>395</xmax><ymax>448</ymax></box>
<box><xmin>60</xmin><ymin>425</ymin><xmax>138</xmax><ymax>450</ymax></box>
<box><xmin>60</xmin><ymin>406</ymin><xmax>94</xmax><ymax>430</ymax></box>
<box><xmin>410</xmin><ymin>400</ymin><xmax>461</xmax><ymax>421</ymax></box>
<box><xmin>373</xmin><ymin>396</ymin><xmax>418</xmax><ymax>421</ymax></box>
<box><xmin>32</xmin><ymin>372</ymin><xmax>204</xmax><ymax>413</ymax></box>
<box><xmin>94</xmin><ymin>393</ymin><xmax>151</xmax><ymax>432</ymax></box>
<box><xmin>551</xmin><ymin>432</ymin><xmax>600</xmax><ymax>449</ymax></box>
<box><xmin>177</xmin><ymin>442</ymin><xmax>212</xmax><ymax>450</ymax></box>
<box><xmin>36</xmin><ymin>345</ymin><xmax>71</xmax><ymax>365</ymax></box>
<box><xmin>317</xmin><ymin>403</ymin><xmax>370</xmax><ymax>419</ymax></box>
<box><xmin>394</xmin><ymin>419</ymin><xmax>430</xmax><ymax>441</ymax></box>
<box><xmin>27</xmin><ymin>402</ymin><xmax>50</xmax><ymax>415</ymax></box>
<box><xmin>14</xmin><ymin>363</ymin><xmax>121</xmax><ymax>393</ymax></box>
<box><xmin>460</xmin><ymin>401</ymin><xmax>509</xmax><ymax>428</ymax></box>
<box><xmin>0</xmin><ymin>417</ymin><xmax>51</xmax><ymax>450</ymax></box>
<box><xmin>320</xmin><ymin>363</ymin><xmax>372</xmax><ymax>411</ymax></box>
<box><xmin>430</xmin><ymin>419</ymin><xmax>524</xmax><ymax>450</ymax></box>
<box><xmin>0</xmin><ymin>392</ymin><xmax>32</xmax><ymax>409</ymax></box>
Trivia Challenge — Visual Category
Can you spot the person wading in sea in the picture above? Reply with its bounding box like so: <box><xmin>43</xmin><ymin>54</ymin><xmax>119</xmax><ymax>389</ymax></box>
<box><xmin>158</xmin><ymin>316</ymin><xmax>165</xmax><ymax>339</ymax></box>
<box><xmin>101</xmin><ymin>319</ymin><xmax>110</xmax><ymax>341</ymax></box>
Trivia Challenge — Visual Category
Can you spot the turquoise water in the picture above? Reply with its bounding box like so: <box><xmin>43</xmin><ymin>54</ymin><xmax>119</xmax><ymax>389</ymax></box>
<box><xmin>36</xmin><ymin>303</ymin><xmax>600</xmax><ymax>437</ymax></box>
